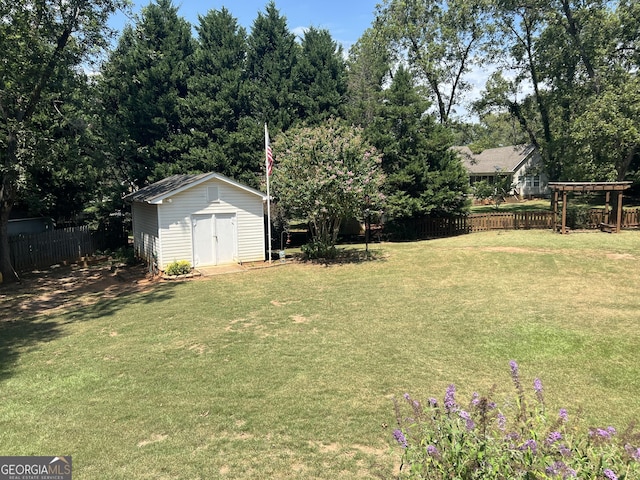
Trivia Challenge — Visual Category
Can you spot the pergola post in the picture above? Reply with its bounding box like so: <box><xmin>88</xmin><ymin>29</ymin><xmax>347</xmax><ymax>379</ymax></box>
<box><xmin>553</xmin><ymin>191</ymin><xmax>559</xmax><ymax>232</ymax></box>
<box><xmin>561</xmin><ymin>191</ymin><xmax>568</xmax><ymax>234</ymax></box>
<box><xmin>616</xmin><ymin>191</ymin><xmax>624</xmax><ymax>233</ymax></box>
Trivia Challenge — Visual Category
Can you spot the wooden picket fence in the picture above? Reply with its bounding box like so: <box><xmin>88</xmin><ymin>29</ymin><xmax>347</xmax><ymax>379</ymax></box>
<box><xmin>9</xmin><ymin>226</ymin><xmax>95</xmax><ymax>272</ymax></box>
<box><xmin>468</xmin><ymin>211</ymin><xmax>555</xmax><ymax>232</ymax></box>
<box><xmin>412</xmin><ymin>208</ymin><xmax>640</xmax><ymax>239</ymax></box>
<box><xmin>414</xmin><ymin>216</ymin><xmax>470</xmax><ymax>238</ymax></box>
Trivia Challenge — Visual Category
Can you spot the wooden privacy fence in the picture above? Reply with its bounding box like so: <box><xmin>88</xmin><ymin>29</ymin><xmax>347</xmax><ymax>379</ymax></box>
<box><xmin>413</xmin><ymin>208</ymin><xmax>640</xmax><ymax>238</ymax></box>
<box><xmin>469</xmin><ymin>211</ymin><xmax>555</xmax><ymax>232</ymax></box>
<box><xmin>9</xmin><ymin>226</ymin><xmax>95</xmax><ymax>272</ymax></box>
<box><xmin>414</xmin><ymin>216</ymin><xmax>470</xmax><ymax>238</ymax></box>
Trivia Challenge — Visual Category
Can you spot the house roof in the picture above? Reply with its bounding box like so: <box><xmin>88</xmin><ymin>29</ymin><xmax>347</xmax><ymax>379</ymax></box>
<box><xmin>123</xmin><ymin>173</ymin><xmax>267</xmax><ymax>205</ymax></box>
<box><xmin>453</xmin><ymin>144</ymin><xmax>537</xmax><ymax>175</ymax></box>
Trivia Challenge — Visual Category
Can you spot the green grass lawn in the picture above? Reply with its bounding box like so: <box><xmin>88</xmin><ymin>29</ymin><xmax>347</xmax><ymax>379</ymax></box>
<box><xmin>2</xmin><ymin>230</ymin><xmax>640</xmax><ymax>478</ymax></box>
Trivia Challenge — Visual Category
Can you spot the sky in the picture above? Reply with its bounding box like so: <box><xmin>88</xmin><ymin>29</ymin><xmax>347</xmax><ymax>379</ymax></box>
<box><xmin>108</xmin><ymin>0</ymin><xmax>381</xmax><ymax>53</ymax></box>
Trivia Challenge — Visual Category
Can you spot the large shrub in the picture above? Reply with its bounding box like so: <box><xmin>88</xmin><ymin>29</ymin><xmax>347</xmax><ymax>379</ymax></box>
<box><xmin>393</xmin><ymin>361</ymin><xmax>640</xmax><ymax>479</ymax></box>
<box><xmin>271</xmin><ymin>119</ymin><xmax>385</xmax><ymax>259</ymax></box>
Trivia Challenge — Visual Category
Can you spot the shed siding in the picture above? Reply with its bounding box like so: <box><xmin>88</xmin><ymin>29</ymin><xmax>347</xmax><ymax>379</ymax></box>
<box><xmin>156</xmin><ymin>178</ymin><xmax>265</xmax><ymax>268</ymax></box>
<box><xmin>132</xmin><ymin>202</ymin><xmax>159</xmax><ymax>265</ymax></box>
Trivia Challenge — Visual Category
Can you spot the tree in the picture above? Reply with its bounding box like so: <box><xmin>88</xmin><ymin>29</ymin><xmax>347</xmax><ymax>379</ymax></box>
<box><xmin>375</xmin><ymin>0</ymin><xmax>492</xmax><ymax>125</ymax></box>
<box><xmin>452</xmin><ymin>113</ymin><xmax>529</xmax><ymax>153</ymax></box>
<box><xmin>179</xmin><ymin>8</ymin><xmax>261</xmax><ymax>185</ymax></box>
<box><xmin>99</xmin><ymin>0</ymin><xmax>193</xmax><ymax>188</ymax></box>
<box><xmin>345</xmin><ymin>28</ymin><xmax>392</xmax><ymax>128</ymax></box>
<box><xmin>0</xmin><ymin>0</ymin><xmax>128</xmax><ymax>282</ymax></box>
<box><xmin>244</xmin><ymin>1</ymin><xmax>299</xmax><ymax>132</ymax></box>
<box><xmin>294</xmin><ymin>27</ymin><xmax>348</xmax><ymax>125</ymax></box>
<box><xmin>479</xmin><ymin>0</ymin><xmax>640</xmax><ymax>183</ymax></box>
<box><xmin>365</xmin><ymin>66</ymin><xmax>469</xmax><ymax>236</ymax></box>
<box><xmin>271</xmin><ymin>119</ymin><xmax>384</xmax><ymax>258</ymax></box>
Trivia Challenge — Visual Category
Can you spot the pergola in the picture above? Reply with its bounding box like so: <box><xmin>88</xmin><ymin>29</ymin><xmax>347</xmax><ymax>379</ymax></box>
<box><xmin>549</xmin><ymin>182</ymin><xmax>633</xmax><ymax>234</ymax></box>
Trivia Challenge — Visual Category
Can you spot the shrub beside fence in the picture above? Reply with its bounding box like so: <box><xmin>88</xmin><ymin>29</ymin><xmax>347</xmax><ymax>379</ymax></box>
<box><xmin>9</xmin><ymin>226</ymin><xmax>95</xmax><ymax>272</ymax></box>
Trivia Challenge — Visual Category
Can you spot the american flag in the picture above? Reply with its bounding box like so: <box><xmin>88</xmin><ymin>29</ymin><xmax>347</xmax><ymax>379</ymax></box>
<box><xmin>265</xmin><ymin>124</ymin><xmax>273</xmax><ymax>176</ymax></box>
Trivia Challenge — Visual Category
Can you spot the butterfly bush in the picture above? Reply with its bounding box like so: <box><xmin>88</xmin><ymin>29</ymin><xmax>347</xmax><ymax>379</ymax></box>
<box><xmin>392</xmin><ymin>361</ymin><xmax>640</xmax><ymax>479</ymax></box>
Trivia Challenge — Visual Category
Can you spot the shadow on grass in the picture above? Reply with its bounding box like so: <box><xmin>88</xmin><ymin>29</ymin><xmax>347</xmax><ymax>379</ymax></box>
<box><xmin>0</xmin><ymin>278</ymin><xmax>179</xmax><ymax>383</ymax></box>
<box><xmin>296</xmin><ymin>247</ymin><xmax>387</xmax><ymax>266</ymax></box>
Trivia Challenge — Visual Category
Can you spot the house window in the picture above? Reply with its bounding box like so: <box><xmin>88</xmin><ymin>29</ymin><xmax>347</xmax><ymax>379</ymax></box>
<box><xmin>534</xmin><ymin>175</ymin><xmax>540</xmax><ymax>187</ymax></box>
<box><xmin>525</xmin><ymin>176</ymin><xmax>532</xmax><ymax>187</ymax></box>
<box><xmin>207</xmin><ymin>186</ymin><xmax>219</xmax><ymax>203</ymax></box>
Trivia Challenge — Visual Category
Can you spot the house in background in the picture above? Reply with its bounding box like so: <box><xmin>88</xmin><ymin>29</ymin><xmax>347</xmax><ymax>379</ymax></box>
<box><xmin>124</xmin><ymin>173</ymin><xmax>267</xmax><ymax>271</ymax></box>
<box><xmin>453</xmin><ymin>144</ymin><xmax>549</xmax><ymax>198</ymax></box>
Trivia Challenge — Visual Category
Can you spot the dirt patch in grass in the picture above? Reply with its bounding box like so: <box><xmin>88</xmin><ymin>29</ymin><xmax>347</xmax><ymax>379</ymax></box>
<box><xmin>0</xmin><ymin>262</ymin><xmax>158</xmax><ymax>321</ymax></box>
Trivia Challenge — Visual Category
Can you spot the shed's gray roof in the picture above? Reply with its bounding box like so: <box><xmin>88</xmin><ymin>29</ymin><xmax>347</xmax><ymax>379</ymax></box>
<box><xmin>453</xmin><ymin>144</ymin><xmax>537</xmax><ymax>174</ymax></box>
<box><xmin>123</xmin><ymin>172</ymin><xmax>267</xmax><ymax>204</ymax></box>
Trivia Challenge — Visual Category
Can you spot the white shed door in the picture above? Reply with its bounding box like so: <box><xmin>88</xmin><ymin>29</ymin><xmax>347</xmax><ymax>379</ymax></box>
<box><xmin>192</xmin><ymin>213</ymin><xmax>237</xmax><ymax>267</ymax></box>
<box><xmin>192</xmin><ymin>214</ymin><xmax>215</xmax><ymax>267</ymax></box>
<box><xmin>215</xmin><ymin>213</ymin><xmax>237</xmax><ymax>265</ymax></box>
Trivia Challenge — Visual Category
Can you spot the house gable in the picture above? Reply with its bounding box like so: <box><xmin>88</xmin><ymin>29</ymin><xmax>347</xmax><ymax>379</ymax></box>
<box><xmin>453</xmin><ymin>144</ymin><xmax>549</xmax><ymax>197</ymax></box>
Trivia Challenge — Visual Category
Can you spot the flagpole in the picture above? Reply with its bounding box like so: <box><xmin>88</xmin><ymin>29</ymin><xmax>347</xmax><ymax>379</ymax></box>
<box><xmin>265</xmin><ymin>123</ymin><xmax>272</xmax><ymax>264</ymax></box>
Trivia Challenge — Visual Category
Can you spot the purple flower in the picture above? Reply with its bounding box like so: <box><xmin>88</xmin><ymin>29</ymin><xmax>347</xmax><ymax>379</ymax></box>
<box><xmin>426</xmin><ymin>445</ymin><xmax>440</xmax><ymax>457</ymax></box>
<box><xmin>559</xmin><ymin>408</ymin><xmax>569</xmax><ymax>422</ymax></box>
<box><xmin>534</xmin><ymin>378</ymin><xmax>543</xmax><ymax>393</ymax></box>
<box><xmin>547</xmin><ymin>431</ymin><xmax>562</xmax><ymax>444</ymax></box>
<box><xmin>510</xmin><ymin>360</ymin><xmax>519</xmax><ymax>377</ymax></box>
<box><xmin>459</xmin><ymin>410</ymin><xmax>475</xmax><ymax>431</ymax></box>
<box><xmin>590</xmin><ymin>427</ymin><xmax>616</xmax><ymax>440</ymax></box>
<box><xmin>497</xmin><ymin>412</ymin><xmax>507</xmax><ymax>431</ymax></box>
<box><xmin>393</xmin><ymin>429</ymin><xmax>408</xmax><ymax>448</ymax></box>
<box><xmin>428</xmin><ymin>397</ymin><xmax>438</xmax><ymax>407</ymax></box>
<box><xmin>558</xmin><ymin>444</ymin><xmax>572</xmax><ymax>458</ymax></box>
<box><xmin>520</xmin><ymin>439</ymin><xmax>538</xmax><ymax>454</ymax></box>
<box><xmin>624</xmin><ymin>444</ymin><xmax>640</xmax><ymax>460</ymax></box>
<box><xmin>471</xmin><ymin>392</ymin><xmax>480</xmax><ymax>406</ymax></box>
<box><xmin>510</xmin><ymin>360</ymin><xmax>522</xmax><ymax>391</ymax></box>
<box><xmin>546</xmin><ymin>461</ymin><xmax>570</xmax><ymax>476</ymax></box>
<box><xmin>564</xmin><ymin>467</ymin><xmax>577</xmax><ymax>478</ymax></box>
<box><xmin>603</xmin><ymin>468</ymin><xmax>618</xmax><ymax>480</ymax></box>
<box><xmin>403</xmin><ymin>393</ymin><xmax>411</xmax><ymax>400</ymax></box>
<box><xmin>506</xmin><ymin>431</ymin><xmax>521</xmax><ymax>441</ymax></box>
<box><xmin>444</xmin><ymin>384</ymin><xmax>457</xmax><ymax>413</ymax></box>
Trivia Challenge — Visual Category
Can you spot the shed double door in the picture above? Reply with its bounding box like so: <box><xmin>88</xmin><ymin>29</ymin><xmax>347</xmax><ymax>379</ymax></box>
<box><xmin>192</xmin><ymin>213</ymin><xmax>237</xmax><ymax>266</ymax></box>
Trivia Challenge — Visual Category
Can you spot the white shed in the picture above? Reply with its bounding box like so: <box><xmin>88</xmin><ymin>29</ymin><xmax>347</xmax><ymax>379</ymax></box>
<box><xmin>124</xmin><ymin>173</ymin><xmax>267</xmax><ymax>271</ymax></box>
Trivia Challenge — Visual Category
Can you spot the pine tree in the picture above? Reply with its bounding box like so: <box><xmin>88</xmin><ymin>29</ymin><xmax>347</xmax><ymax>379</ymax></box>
<box><xmin>244</xmin><ymin>1</ymin><xmax>299</xmax><ymax>132</ymax></box>
<box><xmin>295</xmin><ymin>27</ymin><xmax>348</xmax><ymax>124</ymax></box>
<box><xmin>180</xmin><ymin>8</ymin><xmax>258</xmax><ymax>183</ymax></box>
<box><xmin>99</xmin><ymin>0</ymin><xmax>194</xmax><ymax>187</ymax></box>
<box><xmin>367</xmin><ymin>66</ymin><xmax>469</xmax><ymax>235</ymax></box>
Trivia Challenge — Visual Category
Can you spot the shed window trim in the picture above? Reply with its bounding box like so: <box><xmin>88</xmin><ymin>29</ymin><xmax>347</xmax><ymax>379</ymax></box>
<box><xmin>207</xmin><ymin>186</ymin><xmax>220</xmax><ymax>203</ymax></box>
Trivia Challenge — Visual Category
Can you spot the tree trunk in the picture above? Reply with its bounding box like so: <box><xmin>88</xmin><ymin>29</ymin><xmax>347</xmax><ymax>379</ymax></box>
<box><xmin>0</xmin><ymin>130</ymin><xmax>19</xmax><ymax>283</ymax></box>
<box><xmin>0</xmin><ymin>181</ymin><xmax>18</xmax><ymax>283</ymax></box>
